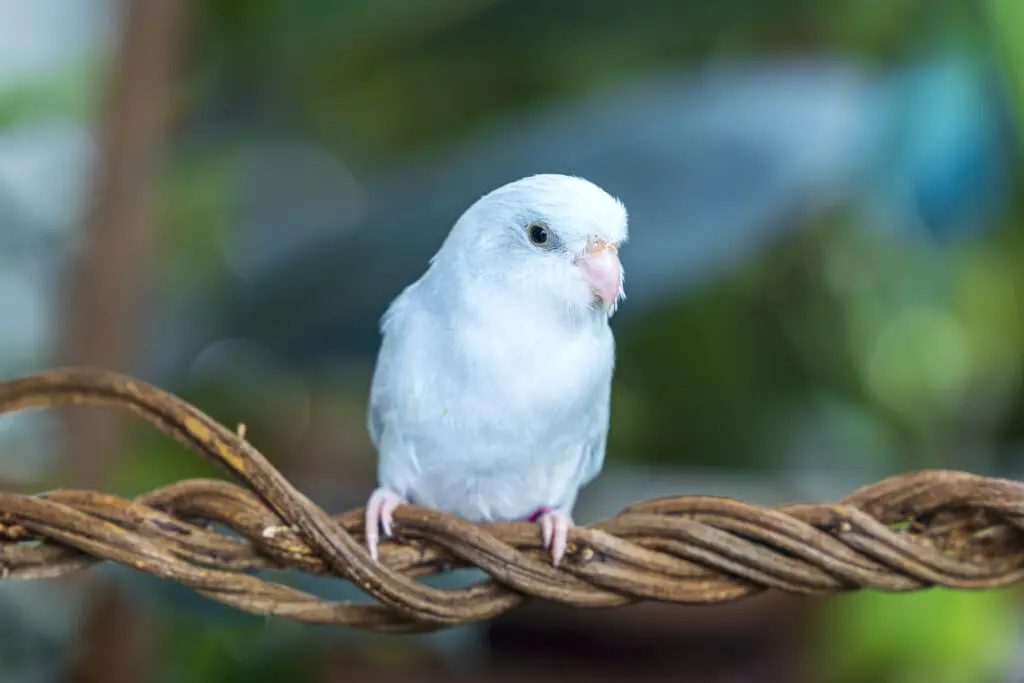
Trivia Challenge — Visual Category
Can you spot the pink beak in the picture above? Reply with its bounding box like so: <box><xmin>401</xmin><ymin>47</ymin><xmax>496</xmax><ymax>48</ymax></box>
<box><xmin>573</xmin><ymin>241</ymin><xmax>621</xmax><ymax>312</ymax></box>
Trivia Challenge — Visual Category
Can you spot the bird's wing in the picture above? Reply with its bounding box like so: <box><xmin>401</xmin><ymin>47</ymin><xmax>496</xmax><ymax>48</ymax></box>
<box><xmin>577</xmin><ymin>381</ymin><xmax>612</xmax><ymax>487</ymax></box>
<box><xmin>367</xmin><ymin>394</ymin><xmax>385</xmax><ymax>450</ymax></box>
<box><xmin>366</xmin><ymin>328</ymin><xmax>417</xmax><ymax>496</ymax></box>
<box><xmin>366</xmin><ymin>298</ymin><xmax>404</xmax><ymax>451</ymax></box>
<box><xmin>365</xmin><ymin>289</ymin><xmax>431</xmax><ymax>497</ymax></box>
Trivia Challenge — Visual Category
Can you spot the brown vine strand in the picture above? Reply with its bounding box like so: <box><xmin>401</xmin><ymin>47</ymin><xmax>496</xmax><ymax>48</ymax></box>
<box><xmin>1</xmin><ymin>370</ymin><xmax>1024</xmax><ymax>632</ymax></box>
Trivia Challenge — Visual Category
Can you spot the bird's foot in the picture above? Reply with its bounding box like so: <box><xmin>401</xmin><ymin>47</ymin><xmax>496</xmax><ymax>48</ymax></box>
<box><xmin>364</xmin><ymin>487</ymin><xmax>405</xmax><ymax>562</ymax></box>
<box><xmin>529</xmin><ymin>506</ymin><xmax>574</xmax><ymax>566</ymax></box>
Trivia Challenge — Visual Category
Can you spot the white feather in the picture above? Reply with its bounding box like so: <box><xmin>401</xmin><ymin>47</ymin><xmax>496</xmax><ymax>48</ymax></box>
<box><xmin>367</xmin><ymin>174</ymin><xmax>627</xmax><ymax>522</ymax></box>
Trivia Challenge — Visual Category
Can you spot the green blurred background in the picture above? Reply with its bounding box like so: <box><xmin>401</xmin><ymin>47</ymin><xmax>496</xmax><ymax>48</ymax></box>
<box><xmin>1</xmin><ymin>1</ymin><xmax>1024</xmax><ymax>681</ymax></box>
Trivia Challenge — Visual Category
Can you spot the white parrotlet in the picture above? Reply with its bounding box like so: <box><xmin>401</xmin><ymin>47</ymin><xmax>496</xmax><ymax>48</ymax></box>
<box><xmin>364</xmin><ymin>174</ymin><xmax>627</xmax><ymax>566</ymax></box>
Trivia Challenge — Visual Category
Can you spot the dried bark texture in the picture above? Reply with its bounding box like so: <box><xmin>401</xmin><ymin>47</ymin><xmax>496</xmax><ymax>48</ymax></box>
<box><xmin>2</xmin><ymin>368</ymin><xmax>1024</xmax><ymax>633</ymax></box>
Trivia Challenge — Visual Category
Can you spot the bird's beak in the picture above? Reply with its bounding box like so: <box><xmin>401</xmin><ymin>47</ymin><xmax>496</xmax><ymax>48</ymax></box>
<box><xmin>573</xmin><ymin>240</ymin><xmax>621</xmax><ymax>312</ymax></box>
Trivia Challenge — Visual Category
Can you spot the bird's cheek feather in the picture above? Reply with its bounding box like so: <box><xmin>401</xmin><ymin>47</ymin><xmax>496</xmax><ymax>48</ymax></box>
<box><xmin>573</xmin><ymin>245</ymin><xmax>621</xmax><ymax>311</ymax></box>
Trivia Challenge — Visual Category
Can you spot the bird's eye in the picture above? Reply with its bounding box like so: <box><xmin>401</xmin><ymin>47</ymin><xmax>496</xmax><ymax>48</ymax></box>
<box><xmin>527</xmin><ymin>222</ymin><xmax>549</xmax><ymax>246</ymax></box>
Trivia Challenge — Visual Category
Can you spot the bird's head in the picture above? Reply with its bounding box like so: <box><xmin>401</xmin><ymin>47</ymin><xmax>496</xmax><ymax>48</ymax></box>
<box><xmin>440</xmin><ymin>174</ymin><xmax>629</xmax><ymax>318</ymax></box>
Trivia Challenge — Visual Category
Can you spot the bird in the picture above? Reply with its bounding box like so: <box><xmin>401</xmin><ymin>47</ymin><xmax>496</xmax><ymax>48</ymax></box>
<box><xmin>362</xmin><ymin>173</ymin><xmax>627</xmax><ymax>566</ymax></box>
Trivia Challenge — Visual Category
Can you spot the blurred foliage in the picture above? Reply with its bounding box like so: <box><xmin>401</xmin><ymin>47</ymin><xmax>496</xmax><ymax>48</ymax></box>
<box><xmin>185</xmin><ymin>0</ymin><xmax>942</xmax><ymax>165</ymax></box>
<box><xmin>0</xmin><ymin>70</ymin><xmax>96</xmax><ymax>130</ymax></box>
<box><xmin>983</xmin><ymin>0</ymin><xmax>1024</xmax><ymax>144</ymax></box>
<box><xmin>613</xmin><ymin>211</ymin><xmax>1024</xmax><ymax>472</ymax></box>
<box><xmin>813</xmin><ymin>588</ymin><xmax>1022</xmax><ymax>683</ymax></box>
<box><xmin>155</xmin><ymin>613</ymin><xmax>322</xmax><ymax>683</ymax></box>
<box><xmin>156</xmin><ymin>148</ymin><xmax>241</xmax><ymax>298</ymax></box>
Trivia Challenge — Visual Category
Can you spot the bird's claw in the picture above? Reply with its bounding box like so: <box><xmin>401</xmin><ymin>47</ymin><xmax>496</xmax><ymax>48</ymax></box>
<box><xmin>532</xmin><ymin>507</ymin><xmax>574</xmax><ymax>566</ymax></box>
<box><xmin>365</xmin><ymin>487</ymin><xmax>405</xmax><ymax>562</ymax></box>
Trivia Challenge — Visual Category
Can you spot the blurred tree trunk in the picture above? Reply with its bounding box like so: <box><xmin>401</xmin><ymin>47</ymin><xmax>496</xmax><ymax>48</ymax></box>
<box><xmin>57</xmin><ymin>0</ymin><xmax>187</xmax><ymax>488</ymax></box>
<box><xmin>57</xmin><ymin>1</ymin><xmax>191</xmax><ymax>682</ymax></box>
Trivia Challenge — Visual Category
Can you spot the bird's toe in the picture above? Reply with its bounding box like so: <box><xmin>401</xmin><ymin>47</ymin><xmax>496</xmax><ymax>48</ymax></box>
<box><xmin>533</xmin><ymin>508</ymin><xmax>574</xmax><ymax>566</ymax></box>
<box><xmin>365</xmin><ymin>487</ymin><xmax>405</xmax><ymax>562</ymax></box>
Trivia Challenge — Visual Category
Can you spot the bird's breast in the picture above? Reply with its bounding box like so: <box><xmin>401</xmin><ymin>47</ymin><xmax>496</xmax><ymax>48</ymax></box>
<box><xmin>377</xmin><ymin>292</ymin><xmax>614</xmax><ymax>520</ymax></box>
<box><xmin>449</xmin><ymin>316</ymin><xmax>611</xmax><ymax>424</ymax></box>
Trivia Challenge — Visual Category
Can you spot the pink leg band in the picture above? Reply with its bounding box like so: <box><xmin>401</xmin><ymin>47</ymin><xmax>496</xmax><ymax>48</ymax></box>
<box><xmin>528</xmin><ymin>506</ymin><xmax>552</xmax><ymax>522</ymax></box>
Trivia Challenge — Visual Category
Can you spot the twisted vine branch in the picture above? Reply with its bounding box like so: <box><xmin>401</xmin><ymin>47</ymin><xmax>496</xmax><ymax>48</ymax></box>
<box><xmin>1</xmin><ymin>369</ymin><xmax>1023</xmax><ymax>633</ymax></box>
